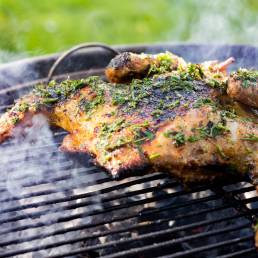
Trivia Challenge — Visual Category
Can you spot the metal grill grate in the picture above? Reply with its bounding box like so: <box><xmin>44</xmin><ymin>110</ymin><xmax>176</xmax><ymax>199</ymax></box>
<box><xmin>0</xmin><ymin>44</ymin><xmax>257</xmax><ymax>258</ymax></box>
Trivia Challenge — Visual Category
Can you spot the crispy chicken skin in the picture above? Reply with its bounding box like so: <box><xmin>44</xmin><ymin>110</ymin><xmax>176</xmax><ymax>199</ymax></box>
<box><xmin>105</xmin><ymin>51</ymin><xmax>234</xmax><ymax>84</ymax></box>
<box><xmin>56</xmin><ymin>99</ymin><xmax>258</xmax><ymax>180</ymax></box>
<box><xmin>105</xmin><ymin>51</ymin><xmax>187</xmax><ymax>83</ymax></box>
<box><xmin>0</xmin><ymin>94</ymin><xmax>40</xmax><ymax>143</ymax></box>
<box><xmin>0</xmin><ymin>51</ymin><xmax>257</xmax><ymax>184</ymax></box>
<box><xmin>227</xmin><ymin>69</ymin><xmax>258</xmax><ymax>108</ymax></box>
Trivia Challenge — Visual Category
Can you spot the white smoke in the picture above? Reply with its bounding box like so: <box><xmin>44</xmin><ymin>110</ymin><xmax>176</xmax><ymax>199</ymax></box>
<box><xmin>0</xmin><ymin>112</ymin><xmax>102</xmax><ymax>257</ymax></box>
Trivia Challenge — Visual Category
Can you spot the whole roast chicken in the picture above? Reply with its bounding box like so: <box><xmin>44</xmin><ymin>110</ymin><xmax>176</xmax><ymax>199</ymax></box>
<box><xmin>0</xmin><ymin>51</ymin><xmax>257</xmax><ymax>185</ymax></box>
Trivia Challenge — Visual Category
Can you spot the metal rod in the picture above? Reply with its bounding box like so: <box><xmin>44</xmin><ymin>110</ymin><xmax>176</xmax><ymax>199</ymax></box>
<box><xmin>0</xmin><ymin>173</ymin><xmax>166</xmax><ymax>214</ymax></box>
<box><xmin>0</xmin><ymin>193</ymin><xmax>219</xmax><ymax>238</ymax></box>
<box><xmin>46</xmin><ymin>43</ymin><xmax>119</xmax><ymax>83</ymax></box>
<box><xmin>158</xmin><ymin>236</ymin><xmax>254</xmax><ymax>258</ymax></box>
<box><xmin>0</xmin><ymin>203</ymin><xmax>230</xmax><ymax>248</ymax></box>
<box><xmin>1</xmin><ymin>211</ymin><xmax>249</xmax><ymax>257</ymax></box>
<box><xmin>0</xmin><ymin>185</ymin><xmax>217</xmax><ymax>236</ymax></box>
<box><xmin>216</xmin><ymin>247</ymin><xmax>257</xmax><ymax>258</ymax></box>
<box><xmin>0</xmin><ymin>180</ymin><xmax>179</xmax><ymax>225</ymax></box>
<box><xmin>0</xmin><ymin>204</ymin><xmax>234</xmax><ymax>257</ymax></box>
<box><xmin>49</xmin><ymin>222</ymin><xmax>251</xmax><ymax>258</ymax></box>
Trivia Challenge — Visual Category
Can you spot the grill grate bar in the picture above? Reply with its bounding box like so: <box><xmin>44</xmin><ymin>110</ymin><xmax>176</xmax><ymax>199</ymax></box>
<box><xmin>242</xmin><ymin>196</ymin><xmax>258</xmax><ymax>204</ymax></box>
<box><xmin>1</xmin><ymin>210</ymin><xmax>249</xmax><ymax>257</ymax></box>
<box><xmin>225</xmin><ymin>185</ymin><xmax>255</xmax><ymax>195</ymax></box>
<box><xmin>0</xmin><ymin>188</ymin><xmax>219</xmax><ymax>236</ymax></box>
<box><xmin>0</xmin><ymin>180</ymin><xmax>187</xmax><ymax>226</ymax></box>
<box><xmin>0</xmin><ymin>160</ymin><xmax>72</xmax><ymax>183</ymax></box>
<box><xmin>0</xmin><ymin>166</ymin><xmax>101</xmax><ymax>200</ymax></box>
<box><xmin>3</xmin><ymin>195</ymin><xmax>221</xmax><ymax>238</ymax></box>
<box><xmin>0</xmin><ymin>171</ymin><xmax>245</xmax><ymax>204</ymax></box>
<box><xmin>211</xmin><ymin>186</ymin><xmax>257</xmax><ymax>222</ymax></box>
<box><xmin>0</xmin><ymin>169</ymin><xmax>109</xmax><ymax>202</ymax></box>
<box><xmin>0</xmin><ymin>173</ymin><xmax>167</xmax><ymax>214</ymax></box>
<box><xmin>105</xmin><ymin>228</ymin><xmax>253</xmax><ymax>258</ymax></box>
<box><xmin>216</xmin><ymin>247</ymin><xmax>257</xmax><ymax>258</ymax></box>
<box><xmin>0</xmin><ymin>203</ymin><xmax>231</xmax><ymax>251</ymax></box>
<box><xmin>0</xmin><ymin>177</ymin><xmax>254</xmax><ymax>237</ymax></box>
<box><xmin>158</xmin><ymin>236</ymin><xmax>254</xmax><ymax>258</ymax></box>
<box><xmin>49</xmin><ymin>222</ymin><xmax>251</xmax><ymax>258</ymax></box>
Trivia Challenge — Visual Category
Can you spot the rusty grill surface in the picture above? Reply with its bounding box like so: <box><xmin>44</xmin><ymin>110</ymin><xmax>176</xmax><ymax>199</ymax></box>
<box><xmin>0</xmin><ymin>44</ymin><xmax>258</xmax><ymax>258</ymax></box>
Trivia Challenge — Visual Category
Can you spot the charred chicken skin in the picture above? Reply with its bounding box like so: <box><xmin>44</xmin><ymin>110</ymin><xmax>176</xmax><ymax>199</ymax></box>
<box><xmin>0</xmin><ymin>52</ymin><xmax>257</xmax><ymax>185</ymax></box>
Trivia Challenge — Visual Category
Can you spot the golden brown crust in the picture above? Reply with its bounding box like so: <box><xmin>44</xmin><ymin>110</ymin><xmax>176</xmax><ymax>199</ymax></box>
<box><xmin>145</xmin><ymin>106</ymin><xmax>257</xmax><ymax>173</ymax></box>
<box><xmin>0</xmin><ymin>94</ymin><xmax>39</xmax><ymax>143</ymax></box>
<box><xmin>105</xmin><ymin>52</ymin><xmax>153</xmax><ymax>83</ymax></box>
<box><xmin>227</xmin><ymin>75</ymin><xmax>258</xmax><ymax>108</ymax></box>
<box><xmin>0</xmin><ymin>53</ymin><xmax>257</xmax><ymax>183</ymax></box>
<box><xmin>51</xmin><ymin>89</ymin><xmax>257</xmax><ymax>180</ymax></box>
<box><xmin>105</xmin><ymin>52</ymin><xmax>186</xmax><ymax>83</ymax></box>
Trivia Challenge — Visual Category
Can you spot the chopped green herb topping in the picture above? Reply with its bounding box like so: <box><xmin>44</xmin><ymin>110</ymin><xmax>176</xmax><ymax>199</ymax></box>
<box><xmin>11</xmin><ymin>116</ymin><xmax>19</xmax><ymax>125</ymax></box>
<box><xmin>220</xmin><ymin>110</ymin><xmax>237</xmax><ymax>119</ymax></box>
<box><xmin>100</xmin><ymin>118</ymin><xmax>129</xmax><ymax>138</ymax></box>
<box><xmin>110</xmin><ymin>75</ymin><xmax>196</xmax><ymax>119</ymax></box>
<box><xmin>80</xmin><ymin>77</ymin><xmax>106</xmax><ymax>114</ymax></box>
<box><xmin>234</xmin><ymin>69</ymin><xmax>258</xmax><ymax>88</ymax></box>
<box><xmin>151</xmin><ymin>109</ymin><xmax>163</xmax><ymax>117</ymax></box>
<box><xmin>197</xmin><ymin>121</ymin><xmax>229</xmax><ymax>138</ymax></box>
<box><xmin>205</xmin><ymin>78</ymin><xmax>226</xmax><ymax>89</ymax></box>
<box><xmin>80</xmin><ymin>91</ymin><xmax>105</xmax><ymax>114</ymax></box>
<box><xmin>149</xmin><ymin>153</ymin><xmax>161</xmax><ymax>160</ymax></box>
<box><xmin>16</xmin><ymin>102</ymin><xmax>29</xmax><ymax>112</ymax></box>
<box><xmin>42</xmin><ymin>98</ymin><xmax>59</xmax><ymax>104</ymax></box>
<box><xmin>239</xmin><ymin>117</ymin><xmax>256</xmax><ymax>123</ymax></box>
<box><xmin>187</xmin><ymin>135</ymin><xmax>199</xmax><ymax>142</ymax></box>
<box><xmin>193</xmin><ymin>98</ymin><xmax>216</xmax><ymax>109</ymax></box>
<box><xmin>164</xmin><ymin>130</ymin><xmax>185</xmax><ymax>147</ymax></box>
<box><xmin>187</xmin><ymin>64</ymin><xmax>204</xmax><ymax>80</ymax></box>
<box><xmin>34</xmin><ymin>78</ymin><xmax>87</xmax><ymax>105</ymax></box>
<box><xmin>105</xmin><ymin>137</ymin><xmax>133</xmax><ymax>151</ymax></box>
<box><xmin>133</xmin><ymin>128</ymin><xmax>155</xmax><ymax>145</ymax></box>
<box><xmin>216</xmin><ymin>144</ymin><xmax>227</xmax><ymax>159</ymax></box>
<box><xmin>241</xmin><ymin>134</ymin><xmax>258</xmax><ymax>142</ymax></box>
<box><xmin>96</xmin><ymin>119</ymin><xmax>132</xmax><ymax>159</ymax></box>
<box><xmin>163</xmin><ymin>120</ymin><xmax>229</xmax><ymax>147</ymax></box>
<box><xmin>97</xmin><ymin>118</ymin><xmax>154</xmax><ymax>157</ymax></box>
<box><xmin>167</xmin><ymin>99</ymin><xmax>180</xmax><ymax>109</ymax></box>
<box><xmin>143</xmin><ymin>130</ymin><xmax>155</xmax><ymax>140</ymax></box>
<box><xmin>148</xmin><ymin>52</ymin><xmax>174</xmax><ymax>75</ymax></box>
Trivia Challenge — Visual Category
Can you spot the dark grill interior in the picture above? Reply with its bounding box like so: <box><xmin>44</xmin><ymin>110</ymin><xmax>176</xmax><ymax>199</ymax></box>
<box><xmin>0</xmin><ymin>44</ymin><xmax>257</xmax><ymax>258</ymax></box>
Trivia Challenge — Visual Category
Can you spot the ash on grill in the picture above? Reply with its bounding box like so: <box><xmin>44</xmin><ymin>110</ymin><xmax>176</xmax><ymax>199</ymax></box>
<box><xmin>0</xmin><ymin>44</ymin><xmax>257</xmax><ymax>258</ymax></box>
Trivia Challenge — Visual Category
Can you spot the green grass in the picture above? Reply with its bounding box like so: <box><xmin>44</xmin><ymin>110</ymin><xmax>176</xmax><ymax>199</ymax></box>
<box><xmin>0</xmin><ymin>0</ymin><xmax>258</xmax><ymax>58</ymax></box>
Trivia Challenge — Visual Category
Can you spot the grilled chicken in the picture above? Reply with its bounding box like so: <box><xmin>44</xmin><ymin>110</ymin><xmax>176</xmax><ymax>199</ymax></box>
<box><xmin>228</xmin><ymin>69</ymin><xmax>258</xmax><ymax>108</ymax></box>
<box><xmin>0</xmin><ymin>52</ymin><xmax>257</xmax><ymax>184</ymax></box>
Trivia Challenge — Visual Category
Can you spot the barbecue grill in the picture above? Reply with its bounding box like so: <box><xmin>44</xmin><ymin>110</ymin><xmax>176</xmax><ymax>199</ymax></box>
<box><xmin>0</xmin><ymin>43</ymin><xmax>258</xmax><ymax>258</ymax></box>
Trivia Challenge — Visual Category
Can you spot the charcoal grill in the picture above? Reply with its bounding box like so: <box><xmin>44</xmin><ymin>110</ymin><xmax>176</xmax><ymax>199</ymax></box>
<box><xmin>0</xmin><ymin>43</ymin><xmax>258</xmax><ymax>258</ymax></box>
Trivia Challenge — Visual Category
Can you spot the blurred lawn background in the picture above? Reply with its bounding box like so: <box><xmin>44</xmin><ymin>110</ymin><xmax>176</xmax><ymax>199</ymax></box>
<box><xmin>0</xmin><ymin>0</ymin><xmax>258</xmax><ymax>62</ymax></box>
